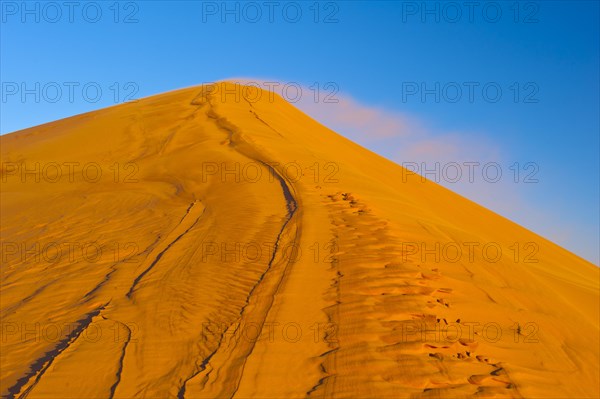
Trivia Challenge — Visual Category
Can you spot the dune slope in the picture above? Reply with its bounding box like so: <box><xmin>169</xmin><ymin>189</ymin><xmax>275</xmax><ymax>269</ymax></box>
<box><xmin>1</xmin><ymin>82</ymin><xmax>598</xmax><ymax>398</ymax></box>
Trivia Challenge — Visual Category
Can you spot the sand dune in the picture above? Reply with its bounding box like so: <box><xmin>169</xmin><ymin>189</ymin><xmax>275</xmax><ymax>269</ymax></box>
<box><xmin>1</xmin><ymin>82</ymin><xmax>598</xmax><ymax>398</ymax></box>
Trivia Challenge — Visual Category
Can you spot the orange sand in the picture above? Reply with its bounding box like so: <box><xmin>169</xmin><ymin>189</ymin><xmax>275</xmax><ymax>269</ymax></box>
<box><xmin>1</xmin><ymin>82</ymin><xmax>598</xmax><ymax>398</ymax></box>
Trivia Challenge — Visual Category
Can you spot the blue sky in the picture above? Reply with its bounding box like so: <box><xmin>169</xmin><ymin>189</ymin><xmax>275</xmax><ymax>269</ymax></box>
<box><xmin>1</xmin><ymin>1</ymin><xmax>598</xmax><ymax>263</ymax></box>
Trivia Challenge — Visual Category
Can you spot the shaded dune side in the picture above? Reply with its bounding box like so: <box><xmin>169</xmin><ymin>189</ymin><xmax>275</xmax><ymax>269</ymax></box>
<box><xmin>1</xmin><ymin>85</ymin><xmax>297</xmax><ymax>398</ymax></box>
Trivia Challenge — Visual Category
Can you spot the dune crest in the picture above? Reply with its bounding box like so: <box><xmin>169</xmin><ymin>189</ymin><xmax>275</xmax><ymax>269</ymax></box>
<box><xmin>1</xmin><ymin>82</ymin><xmax>598</xmax><ymax>398</ymax></box>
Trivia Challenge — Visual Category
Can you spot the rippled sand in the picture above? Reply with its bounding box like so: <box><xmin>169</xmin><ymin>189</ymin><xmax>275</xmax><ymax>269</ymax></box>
<box><xmin>1</xmin><ymin>82</ymin><xmax>598</xmax><ymax>398</ymax></box>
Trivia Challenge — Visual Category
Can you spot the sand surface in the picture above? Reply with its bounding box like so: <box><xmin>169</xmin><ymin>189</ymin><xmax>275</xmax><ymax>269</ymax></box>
<box><xmin>1</xmin><ymin>82</ymin><xmax>598</xmax><ymax>398</ymax></box>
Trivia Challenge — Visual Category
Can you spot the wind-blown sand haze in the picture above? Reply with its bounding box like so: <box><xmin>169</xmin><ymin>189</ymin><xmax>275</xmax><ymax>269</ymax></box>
<box><xmin>1</xmin><ymin>82</ymin><xmax>598</xmax><ymax>398</ymax></box>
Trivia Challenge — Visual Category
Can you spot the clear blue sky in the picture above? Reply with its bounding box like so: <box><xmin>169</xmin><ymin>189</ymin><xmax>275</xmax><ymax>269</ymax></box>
<box><xmin>1</xmin><ymin>1</ymin><xmax>598</xmax><ymax>263</ymax></box>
